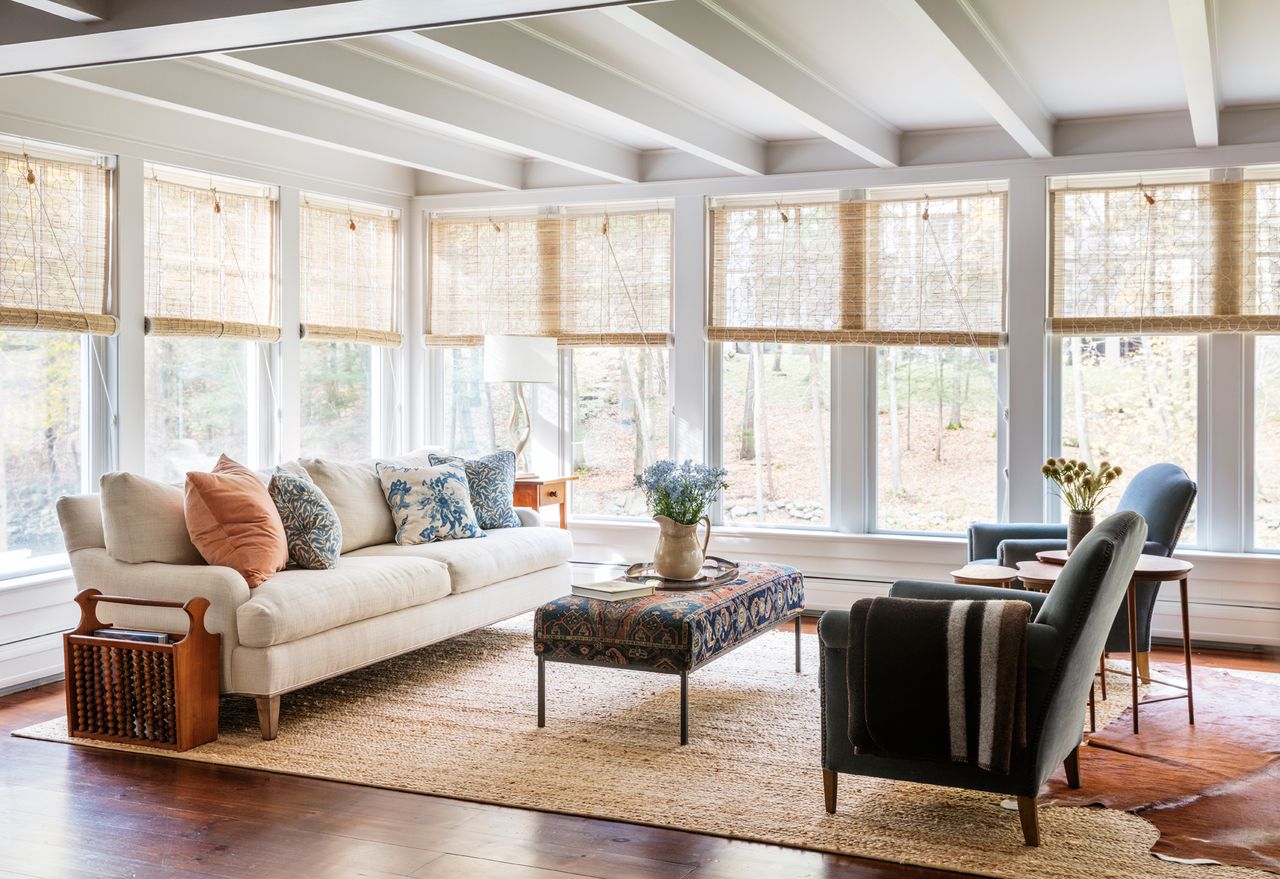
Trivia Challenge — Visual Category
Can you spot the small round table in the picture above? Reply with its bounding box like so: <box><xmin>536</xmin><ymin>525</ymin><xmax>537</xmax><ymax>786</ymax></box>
<box><xmin>950</xmin><ymin>564</ymin><xmax>1020</xmax><ymax>588</ymax></box>
<box><xmin>1017</xmin><ymin>553</ymin><xmax>1195</xmax><ymax>734</ymax></box>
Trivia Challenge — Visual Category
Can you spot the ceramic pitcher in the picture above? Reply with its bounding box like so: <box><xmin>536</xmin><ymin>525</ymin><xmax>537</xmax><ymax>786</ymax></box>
<box><xmin>652</xmin><ymin>514</ymin><xmax>711</xmax><ymax>580</ymax></box>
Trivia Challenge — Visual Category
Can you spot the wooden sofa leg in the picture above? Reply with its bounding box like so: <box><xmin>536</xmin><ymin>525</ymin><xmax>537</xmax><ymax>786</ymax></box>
<box><xmin>1016</xmin><ymin>796</ymin><xmax>1040</xmax><ymax>846</ymax></box>
<box><xmin>823</xmin><ymin>769</ymin><xmax>838</xmax><ymax>814</ymax></box>
<box><xmin>256</xmin><ymin>696</ymin><xmax>280</xmax><ymax>741</ymax></box>
<box><xmin>1064</xmin><ymin>745</ymin><xmax>1081</xmax><ymax>789</ymax></box>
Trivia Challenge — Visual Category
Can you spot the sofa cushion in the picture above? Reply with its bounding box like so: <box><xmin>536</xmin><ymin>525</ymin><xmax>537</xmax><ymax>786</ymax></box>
<box><xmin>347</xmin><ymin>525</ymin><xmax>572</xmax><ymax>593</ymax></box>
<box><xmin>100</xmin><ymin>472</ymin><xmax>204</xmax><ymax>565</ymax></box>
<box><xmin>236</xmin><ymin>555</ymin><xmax>450</xmax><ymax>648</ymax></box>
<box><xmin>301</xmin><ymin>458</ymin><xmax>396</xmax><ymax>553</ymax></box>
<box><xmin>430</xmin><ymin>451</ymin><xmax>521</xmax><ymax>530</ymax></box>
<box><xmin>185</xmin><ymin>455</ymin><xmax>289</xmax><ymax>588</ymax></box>
<box><xmin>269</xmin><ymin>470</ymin><xmax>342</xmax><ymax>570</ymax></box>
<box><xmin>377</xmin><ymin>460</ymin><xmax>484</xmax><ymax>544</ymax></box>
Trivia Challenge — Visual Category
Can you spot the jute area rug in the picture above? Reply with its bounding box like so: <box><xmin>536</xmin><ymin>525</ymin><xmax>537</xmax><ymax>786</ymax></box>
<box><xmin>13</xmin><ymin>617</ymin><xmax>1267</xmax><ymax>879</ymax></box>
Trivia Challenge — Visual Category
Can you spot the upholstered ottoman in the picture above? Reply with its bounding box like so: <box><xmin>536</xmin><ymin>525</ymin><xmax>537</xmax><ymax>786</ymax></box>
<box><xmin>534</xmin><ymin>561</ymin><xmax>805</xmax><ymax>743</ymax></box>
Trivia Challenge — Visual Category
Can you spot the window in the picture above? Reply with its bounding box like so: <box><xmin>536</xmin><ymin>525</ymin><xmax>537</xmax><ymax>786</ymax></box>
<box><xmin>1059</xmin><ymin>335</ymin><xmax>1197</xmax><ymax>543</ymax></box>
<box><xmin>721</xmin><ymin>343</ymin><xmax>829</xmax><ymax>526</ymax></box>
<box><xmin>143</xmin><ymin>167</ymin><xmax>277</xmax><ymax>476</ymax></box>
<box><xmin>571</xmin><ymin>347</ymin><xmax>669</xmax><ymax>516</ymax></box>
<box><xmin>300</xmin><ymin>342</ymin><xmax>374</xmax><ymax>460</ymax></box>
<box><xmin>145</xmin><ymin>336</ymin><xmax>255</xmax><ymax>481</ymax></box>
<box><xmin>876</xmin><ymin>347</ymin><xmax>998</xmax><ymax>533</ymax></box>
<box><xmin>0</xmin><ymin>331</ymin><xmax>85</xmax><ymax>567</ymax></box>
<box><xmin>299</xmin><ymin>197</ymin><xmax>400</xmax><ymax>458</ymax></box>
<box><xmin>1254</xmin><ymin>337</ymin><xmax>1280</xmax><ymax>549</ymax></box>
<box><xmin>438</xmin><ymin>348</ymin><xmax>512</xmax><ymax>459</ymax></box>
<box><xmin>1</xmin><ymin>144</ymin><xmax>111</xmax><ymax>572</ymax></box>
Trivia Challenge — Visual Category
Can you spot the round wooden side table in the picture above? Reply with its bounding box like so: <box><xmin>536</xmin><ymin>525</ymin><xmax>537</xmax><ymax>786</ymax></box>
<box><xmin>1017</xmin><ymin>553</ymin><xmax>1195</xmax><ymax>734</ymax></box>
<box><xmin>950</xmin><ymin>564</ymin><xmax>1020</xmax><ymax>588</ymax></box>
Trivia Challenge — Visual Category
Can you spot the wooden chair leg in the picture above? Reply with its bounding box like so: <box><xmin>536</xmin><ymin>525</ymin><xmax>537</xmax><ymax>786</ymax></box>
<box><xmin>1016</xmin><ymin>796</ymin><xmax>1040</xmax><ymax>846</ymax></box>
<box><xmin>823</xmin><ymin>769</ymin><xmax>838</xmax><ymax>814</ymax></box>
<box><xmin>255</xmin><ymin>695</ymin><xmax>280</xmax><ymax>741</ymax></box>
<box><xmin>1064</xmin><ymin>745</ymin><xmax>1081</xmax><ymax>789</ymax></box>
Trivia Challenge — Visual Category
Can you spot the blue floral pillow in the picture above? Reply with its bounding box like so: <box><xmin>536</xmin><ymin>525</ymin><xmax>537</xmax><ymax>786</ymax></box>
<box><xmin>376</xmin><ymin>460</ymin><xmax>485</xmax><ymax>544</ymax></box>
<box><xmin>429</xmin><ymin>451</ymin><xmax>521</xmax><ymax>530</ymax></box>
<box><xmin>268</xmin><ymin>470</ymin><xmax>342</xmax><ymax>570</ymax></box>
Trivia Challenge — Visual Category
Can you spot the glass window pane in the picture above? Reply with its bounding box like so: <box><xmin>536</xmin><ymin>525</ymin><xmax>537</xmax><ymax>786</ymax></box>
<box><xmin>721</xmin><ymin>343</ymin><xmax>830</xmax><ymax>526</ymax></box>
<box><xmin>1255</xmin><ymin>336</ymin><xmax>1280</xmax><ymax>549</ymax></box>
<box><xmin>0</xmin><ymin>331</ymin><xmax>83</xmax><ymax>563</ymax></box>
<box><xmin>300</xmin><ymin>341</ymin><xmax>374</xmax><ymax>460</ymax></box>
<box><xmin>876</xmin><ymin>347</ymin><xmax>999</xmax><ymax>533</ymax></box>
<box><xmin>145</xmin><ymin>337</ymin><xmax>253</xmax><ymax>481</ymax></box>
<box><xmin>439</xmin><ymin>348</ymin><xmax>511</xmax><ymax>459</ymax></box>
<box><xmin>571</xmin><ymin>347</ymin><xmax>669</xmax><ymax>517</ymax></box>
<box><xmin>1060</xmin><ymin>335</ymin><xmax>1197</xmax><ymax>544</ymax></box>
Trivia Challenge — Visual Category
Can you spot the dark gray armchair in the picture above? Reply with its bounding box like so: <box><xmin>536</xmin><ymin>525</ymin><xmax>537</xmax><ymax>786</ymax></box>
<box><xmin>819</xmin><ymin>511</ymin><xmax>1147</xmax><ymax>846</ymax></box>
<box><xmin>968</xmin><ymin>463</ymin><xmax>1196</xmax><ymax>678</ymax></box>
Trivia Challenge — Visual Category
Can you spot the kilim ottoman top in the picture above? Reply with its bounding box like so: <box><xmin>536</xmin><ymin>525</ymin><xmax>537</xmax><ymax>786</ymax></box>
<box><xmin>534</xmin><ymin>561</ymin><xmax>805</xmax><ymax>744</ymax></box>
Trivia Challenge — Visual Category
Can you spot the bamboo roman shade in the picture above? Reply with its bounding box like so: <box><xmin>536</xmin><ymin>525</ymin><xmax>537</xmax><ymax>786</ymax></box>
<box><xmin>0</xmin><ymin>148</ymin><xmax>114</xmax><ymax>335</ymax></box>
<box><xmin>300</xmin><ymin>199</ymin><xmax>401</xmax><ymax>347</ymax></box>
<box><xmin>708</xmin><ymin>192</ymin><xmax>1006</xmax><ymax>347</ymax></box>
<box><xmin>144</xmin><ymin>171</ymin><xmax>279</xmax><ymax>341</ymax></box>
<box><xmin>426</xmin><ymin>208</ymin><xmax>672</xmax><ymax>347</ymax></box>
<box><xmin>1050</xmin><ymin>179</ymin><xmax>1280</xmax><ymax>334</ymax></box>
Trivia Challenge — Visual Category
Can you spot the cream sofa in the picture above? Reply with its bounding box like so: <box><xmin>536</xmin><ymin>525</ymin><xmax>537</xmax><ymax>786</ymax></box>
<box><xmin>55</xmin><ymin>456</ymin><xmax>573</xmax><ymax>739</ymax></box>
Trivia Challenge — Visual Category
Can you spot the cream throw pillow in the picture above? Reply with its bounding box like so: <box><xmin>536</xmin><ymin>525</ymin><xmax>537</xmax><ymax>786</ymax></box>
<box><xmin>300</xmin><ymin>458</ymin><xmax>397</xmax><ymax>552</ymax></box>
<box><xmin>100</xmin><ymin>472</ymin><xmax>204</xmax><ymax>565</ymax></box>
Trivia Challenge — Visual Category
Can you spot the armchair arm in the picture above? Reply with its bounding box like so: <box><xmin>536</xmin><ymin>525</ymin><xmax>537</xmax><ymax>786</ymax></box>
<box><xmin>997</xmin><ymin>538</ymin><xmax>1067</xmax><ymax>566</ymax></box>
<box><xmin>968</xmin><ymin>523</ymin><xmax>1067</xmax><ymax>562</ymax></box>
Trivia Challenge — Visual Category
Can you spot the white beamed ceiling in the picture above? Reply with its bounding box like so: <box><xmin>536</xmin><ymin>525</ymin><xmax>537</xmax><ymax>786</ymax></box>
<box><xmin>2</xmin><ymin>0</ymin><xmax>1278</xmax><ymax>193</ymax></box>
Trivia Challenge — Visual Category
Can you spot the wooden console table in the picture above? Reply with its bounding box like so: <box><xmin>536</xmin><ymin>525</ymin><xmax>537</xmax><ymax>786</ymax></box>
<box><xmin>513</xmin><ymin>475</ymin><xmax>577</xmax><ymax>529</ymax></box>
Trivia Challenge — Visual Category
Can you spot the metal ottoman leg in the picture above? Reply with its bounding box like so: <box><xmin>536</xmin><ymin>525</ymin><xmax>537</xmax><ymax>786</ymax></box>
<box><xmin>680</xmin><ymin>671</ymin><xmax>688</xmax><ymax>745</ymax></box>
<box><xmin>795</xmin><ymin>615</ymin><xmax>802</xmax><ymax>673</ymax></box>
<box><xmin>537</xmin><ymin>656</ymin><xmax>545</xmax><ymax>728</ymax></box>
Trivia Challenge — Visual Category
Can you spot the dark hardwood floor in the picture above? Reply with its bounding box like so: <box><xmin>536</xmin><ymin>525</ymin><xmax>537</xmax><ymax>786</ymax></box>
<box><xmin>2</xmin><ymin>639</ymin><xmax>1275</xmax><ymax>879</ymax></box>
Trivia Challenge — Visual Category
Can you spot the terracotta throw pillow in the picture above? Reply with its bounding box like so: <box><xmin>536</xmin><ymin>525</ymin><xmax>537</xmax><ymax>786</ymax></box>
<box><xmin>185</xmin><ymin>454</ymin><xmax>289</xmax><ymax>587</ymax></box>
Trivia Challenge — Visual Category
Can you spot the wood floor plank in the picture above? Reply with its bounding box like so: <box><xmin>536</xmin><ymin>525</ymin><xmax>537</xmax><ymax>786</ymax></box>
<box><xmin>2</xmin><ymin>645</ymin><xmax>1273</xmax><ymax>879</ymax></box>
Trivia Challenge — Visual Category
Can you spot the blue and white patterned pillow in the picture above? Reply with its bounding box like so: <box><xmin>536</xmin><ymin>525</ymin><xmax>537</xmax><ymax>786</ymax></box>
<box><xmin>376</xmin><ymin>460</ymin><xmax>485</xmax><ymax>544</ymax></box>
<box><xmin>268</xmin><ymin>470</ymin><xmax>343</xmax><ymax>570</ymax></box>
<box><xmin>429</xmin><ymin>451</ymin><xmax>521</xmax><ymax>530</ymax></box>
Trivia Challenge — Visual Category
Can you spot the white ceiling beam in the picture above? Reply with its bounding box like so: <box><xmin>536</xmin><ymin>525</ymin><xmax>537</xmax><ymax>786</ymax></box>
<box><xmin>0</xmin><ymin>0</ymin><xmax>642</xmax><ymax>76</ymax></box>
<box><xmin>603</xmin><ymin>0</ymin><xmax>899</xmax><ymax>168</ymax></box>
<box><xmin>50</xmin><ymin>60</ymin><xmax>524</xmax><ymax>190</ymax></box>
<box><xmin>9</xmin><ymin>0</ymin><xmax>107</xmax><ymax>23</ymax></box>
<box><xmin>390</xmin><ymin>23</ymin><xmax>765</xmax><ymax>177</ymax></box>
<box><xmin>1167</xmin><ymin>0</ymin><xmax>1220</xmax><ymax>148</ymax></box>
<box><xmin>878</xmin><ymin>0</ymin><xmax>1054</xmax><ymax>159</ymax></box>
<box><xmin>213</xmin><ymin>42</ymin><xmax>640</xmax><ymax>183</ymax></box>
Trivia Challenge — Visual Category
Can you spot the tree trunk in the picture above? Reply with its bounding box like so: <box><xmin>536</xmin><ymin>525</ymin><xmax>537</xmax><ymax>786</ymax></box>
<box><xmin>753</xmin><ymin>345</ymin><xmax>775</xmax><ymax>496</ymax></box>
<box><xmin>772</xmin><ymin>345</ymin><xmax>783</xmax><ymax>372</ymax></box>
<box><xmin>1069</xmin><ymin>337</ymin><xmax>1093</xmax><ymax>466</ymax></box>
<box><xmin>809</xmin><ymin>347</ymin><xmax>828</xmax><ymax>505</ymax></box>
<box><xmin>947</xmin><ymin>352</ymin><xmax>965</xmax><ymax>429</ymax></box>
<box><xmin>935</xmin><ymin>354</ymin><xmax>945</xmax><ymax>463</ymax></box>
<box><xmin>739</xmin><ymin>349</ymin><xmax>756</xmax><ymax>460</ymax></box>
<box><xmin>886</xmin><ymin>349</ymin><xmax>904</xmax><ymax>493</ymax></box>
<box><xmin>622</xmin><ymin>350</ymin><xmax>653</xmax><ymax>476</ymax></box>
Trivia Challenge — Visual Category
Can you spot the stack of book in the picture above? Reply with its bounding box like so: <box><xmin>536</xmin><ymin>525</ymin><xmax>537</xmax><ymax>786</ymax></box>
<box><xmin>571</xmin><ymin>578</ymin><xmax>658</xmax><ymax>602</ymax></box>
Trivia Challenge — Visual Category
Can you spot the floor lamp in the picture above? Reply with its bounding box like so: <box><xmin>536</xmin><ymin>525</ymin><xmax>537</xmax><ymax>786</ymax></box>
<box><xmin>483</xmin><ymin>334</ymin><xmax>557</xmax><ymax>477</ymax></box>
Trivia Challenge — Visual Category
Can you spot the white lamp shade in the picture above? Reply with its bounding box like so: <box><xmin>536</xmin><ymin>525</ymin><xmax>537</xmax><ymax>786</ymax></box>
<box><xmin>483</xmin><ymin>334</ymin><xmax>557</xmax><ymax>384</ymax></box>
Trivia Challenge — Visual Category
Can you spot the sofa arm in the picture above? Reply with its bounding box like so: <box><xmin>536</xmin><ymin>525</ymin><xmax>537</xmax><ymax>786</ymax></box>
<box><xmin>68</xmin><ymin>547</ymin><xmax>250</xmax><ymax>689</ymax></box>
<box><xmin>515</xmin><ymin>508</ymin><xmax>542</xmax><ymax>527</ymax></box>
<box><xmin>968</xmin><ymin>523</ymin><xmax>1067</xmax><ymax>562</ymax></box>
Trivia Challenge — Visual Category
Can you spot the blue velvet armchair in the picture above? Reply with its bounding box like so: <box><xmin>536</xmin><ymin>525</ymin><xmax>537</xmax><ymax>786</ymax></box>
<box><xmin>820</xmin><ymin>511</ymin><xmax>1148</xmax><ymax>846</ymax></box>
<box><xmin>968</xmin><ymin>463</ymin><xmax>1196</xmax><ymax>676</ymax></box>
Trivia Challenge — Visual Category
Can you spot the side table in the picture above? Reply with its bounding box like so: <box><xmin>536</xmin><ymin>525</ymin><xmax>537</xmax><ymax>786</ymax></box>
<box><xmin>513</xmin><ymin>475</ymin><xmax>577</xmax><ymax>530</ymax></box>
<box><xmin>1018</xmin><ymin>553</ymin><xmax>1195</xmax><ymax>734</ymax></box>
<box><xmin>950</xmin><ymin>564</ymin><xmax>1019</xmax><ymax>588</ymax></box>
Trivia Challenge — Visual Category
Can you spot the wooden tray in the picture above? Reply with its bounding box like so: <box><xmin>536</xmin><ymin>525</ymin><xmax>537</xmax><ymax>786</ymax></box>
<box><xmin>623</xmin><ymin>557</ymin><xmax>739</xmax><ymax>591</ymax></box>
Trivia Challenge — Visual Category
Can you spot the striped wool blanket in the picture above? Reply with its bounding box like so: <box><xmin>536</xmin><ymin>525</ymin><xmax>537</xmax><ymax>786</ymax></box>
<box><xmin>846</xmin><ymin>597</ymin><xmax>1032</xmax><ymax>775</ymax></box>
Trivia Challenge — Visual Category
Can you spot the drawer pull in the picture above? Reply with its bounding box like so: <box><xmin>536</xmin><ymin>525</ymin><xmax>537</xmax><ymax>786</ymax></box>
<box><xmin>548</xmin><ymin>490</ymin><xmax>559</xmax><ymax>498</ymax></box>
